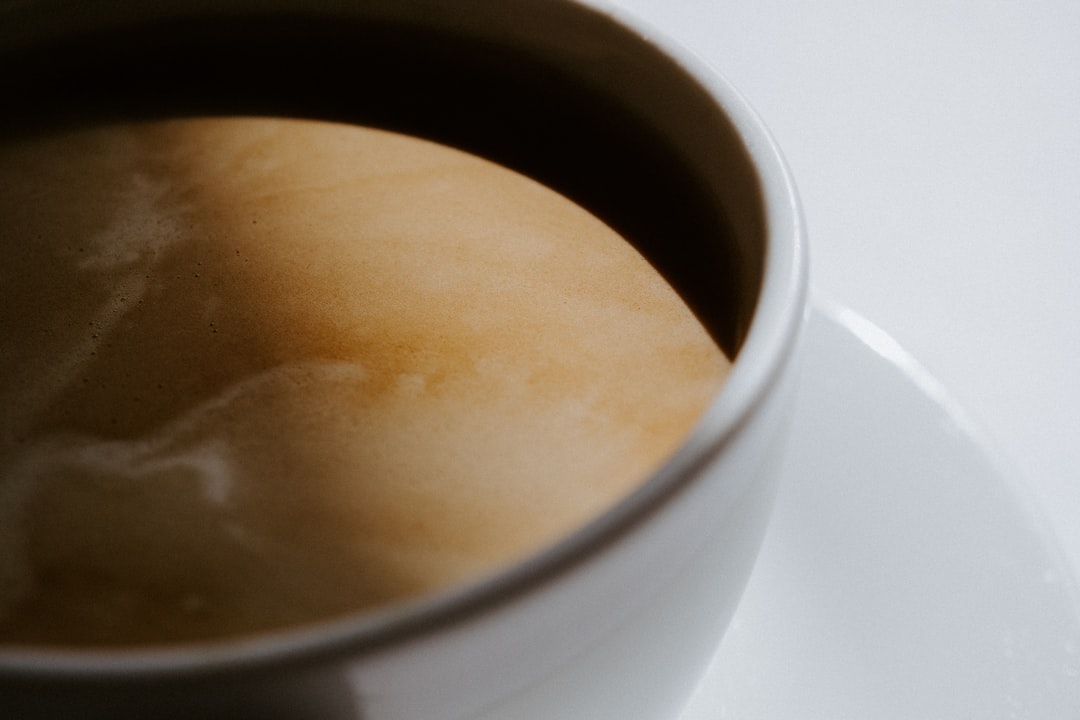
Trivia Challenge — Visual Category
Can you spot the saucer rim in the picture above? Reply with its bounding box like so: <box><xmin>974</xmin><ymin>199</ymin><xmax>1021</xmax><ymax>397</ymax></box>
<box><xmin>678</xmin><ymin>296</ymin><xmax>1080</xmax><ymax>719</ymax></box>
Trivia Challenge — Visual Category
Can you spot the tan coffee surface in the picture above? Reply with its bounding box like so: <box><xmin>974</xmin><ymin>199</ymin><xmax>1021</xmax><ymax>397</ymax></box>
<box><xmin>0</xmin><ymin>117</ymin><xmax>729</xmax><ymax>647</ymax></box>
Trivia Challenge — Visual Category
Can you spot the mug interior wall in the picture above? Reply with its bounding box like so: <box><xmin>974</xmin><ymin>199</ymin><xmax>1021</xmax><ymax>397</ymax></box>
<box><xmin>0</xmin><ymin>1</ymin><xmax>764</xmax><ymax>357</ymax></box>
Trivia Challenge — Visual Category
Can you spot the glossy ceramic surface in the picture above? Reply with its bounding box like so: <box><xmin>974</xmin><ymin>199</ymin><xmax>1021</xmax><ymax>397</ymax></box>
<box><xmin>681</xmin><ymin>301</ymin><xmax>1080</xmax><ymax>719</ymax></box>
<box><xmin>0</xmin><ymin>1</ymin><xmax>806</xmax><ymax>718</ymax></box>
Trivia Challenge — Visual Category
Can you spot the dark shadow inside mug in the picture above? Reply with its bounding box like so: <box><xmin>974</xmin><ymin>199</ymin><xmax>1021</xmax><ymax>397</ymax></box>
<box><xmin>0</xmin><ymin>2</ymin><xmax>764</xmax><ymax>359</ymax></box>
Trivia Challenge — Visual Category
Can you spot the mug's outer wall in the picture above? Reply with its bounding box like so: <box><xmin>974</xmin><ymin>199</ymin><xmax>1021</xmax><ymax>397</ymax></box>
<box><xmin>0</xmin><ymin>0</ymin><xmax>808</xmax><ymax>717</ymax></box>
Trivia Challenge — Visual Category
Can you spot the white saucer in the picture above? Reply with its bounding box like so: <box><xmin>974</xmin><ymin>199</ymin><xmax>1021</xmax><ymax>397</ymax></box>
<box><xmin>679</xmin><ymin>300</ymin><xmax>1080</xmax><ymax>719</ymax></box>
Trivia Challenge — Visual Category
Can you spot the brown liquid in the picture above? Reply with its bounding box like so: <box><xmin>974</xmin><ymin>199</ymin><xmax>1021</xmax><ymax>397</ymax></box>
<box><xmin>0</xmin><ymin>117</ymin><xmax>729</xmax><ymax>647</ymax></box>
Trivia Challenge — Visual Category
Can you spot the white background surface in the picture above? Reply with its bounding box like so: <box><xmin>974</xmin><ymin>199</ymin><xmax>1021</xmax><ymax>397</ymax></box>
<box><xmin>608</xmin><ymin>0</ymin><xmax>1080</xmax><ymax>582</ymax></box>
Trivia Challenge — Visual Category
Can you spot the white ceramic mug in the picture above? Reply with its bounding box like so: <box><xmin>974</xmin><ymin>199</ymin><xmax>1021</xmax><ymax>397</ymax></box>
<box><xmin>0</xmin><ymin>1</ymin><xmax>807</xmax><ymax>717</ymax></box>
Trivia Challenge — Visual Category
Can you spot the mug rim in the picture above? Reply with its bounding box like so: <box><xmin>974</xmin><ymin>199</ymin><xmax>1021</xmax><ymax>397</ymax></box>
<box><xmin>0</xmin><ymin>0</ymin><xmax>807</xmax><ymax>679</ymax></box>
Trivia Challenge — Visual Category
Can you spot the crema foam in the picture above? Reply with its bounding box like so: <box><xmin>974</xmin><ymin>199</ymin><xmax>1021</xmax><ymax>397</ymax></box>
<box><xmin>0</xmin><ymin>118</ymin><xmax>729</xmax><ymax>647</ymax></box>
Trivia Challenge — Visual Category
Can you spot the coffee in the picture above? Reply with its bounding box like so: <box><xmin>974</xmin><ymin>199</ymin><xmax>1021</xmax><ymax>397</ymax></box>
<box><xmin>0</xmin><ymin>116</ymin><xmax>729</xmax><ymax>647</ymax></box>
